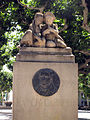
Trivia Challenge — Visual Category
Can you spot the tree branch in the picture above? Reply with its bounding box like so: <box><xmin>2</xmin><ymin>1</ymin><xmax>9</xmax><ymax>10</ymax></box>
<box><xmin>81</xmin><ymin>0</ymin><xmax>90</xmax><ymax>33</ymax></box>
<box><xmin>74</xmin><ymin>50</ymin><xmax>90</xmax><ymax>55</ymax></box>
<box><xmin>0</xmin><ymin>5</ymin><xmax>5</xmax><ymax>8</ymax></box>
<box><xmin>79</xmin><ymin>58</ymin><xmax>90</xmax><ymax>70</ymax></box>
<box><xmin>22</xmin><ymin>20</ymin><xmax>27</xmax><ymax>24</ymax></box>
<box><xmin>59</xmin><ymin>19</ymin><xmax>68</xmax><ymax>33</ymax></box>
<box><xmin>19</xmin><ymin>12</ymin><xmax>28</xmax><ymax>25</ymax></box>
<box><xmin>79</xmin><ymin>71</ymin><xmax>86</xmax><ymax>74</ymax></box>
<box><xmin>17</xmin><ymin>0</ymin><xmax>47</xmax><ymax>13</ymax></box>
<box><xmin>75</xmin><ymin>50</ymin><xmax>90</xmax><ymax>74</ymax></box>
<box><xmin>0</xmin><ymin>3</ymin><xmax>8</xmax><ymax>9</ymax></box>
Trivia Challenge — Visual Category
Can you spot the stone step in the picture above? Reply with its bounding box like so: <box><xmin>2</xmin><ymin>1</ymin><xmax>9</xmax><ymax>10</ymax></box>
<box><xmin>19</xmin><ymin>47</ymin><xmax>72</xmax><ymax>55</ymax></box>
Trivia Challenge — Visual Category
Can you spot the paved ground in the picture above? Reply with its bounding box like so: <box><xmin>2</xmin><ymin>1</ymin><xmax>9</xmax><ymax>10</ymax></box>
<box><xmin>0</xmin><ymin>109</ymin><xmax>90</xmax><ymax>120</ymax></box>
<box><xmin>78</xmin><ymin>110</ymin><xmax>90</xmax><ymax>120</ymax></box>
<box><xmin>0</xmin><ymin>109</ymin><xmax>12</xmax><ymax>120</ymax></box>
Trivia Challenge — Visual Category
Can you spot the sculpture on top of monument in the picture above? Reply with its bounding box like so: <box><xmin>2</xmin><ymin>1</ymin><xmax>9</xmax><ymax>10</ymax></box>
<box><xmin>20</xmin><ymin>12</ymin><xmax>67</xmax><ymax>48</ymax></box>
<box><xmin>18</xmin><ymin>0</ymin><xmax>67</xmax><ymax>48</ymax></box>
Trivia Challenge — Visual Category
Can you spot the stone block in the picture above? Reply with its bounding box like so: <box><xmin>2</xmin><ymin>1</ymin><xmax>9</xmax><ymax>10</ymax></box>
<box><xmin>13</xmin><ymin>47</ymin><xmax>78</xmax><ymax>120</ymax></box>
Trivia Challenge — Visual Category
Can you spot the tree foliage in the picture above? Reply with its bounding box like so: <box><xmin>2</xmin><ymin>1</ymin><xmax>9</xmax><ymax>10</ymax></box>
<box><xmin>79</xmin><ymin>73</ymin><xmax>90</xmax><ymax>98</ymax></box>
<box><xmin>0</xmin><ymin>71</ymin><xmax>12</xmax><ymax>92</ymax></box>
<box><xmin>0</xmin><ymin>0</ymin><xmax>90</xmax><ymax>97</ymax></box>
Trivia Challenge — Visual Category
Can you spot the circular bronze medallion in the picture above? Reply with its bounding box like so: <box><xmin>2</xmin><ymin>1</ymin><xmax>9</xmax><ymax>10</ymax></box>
<box><xmin>32</xmin><ymin>68</ymin><xmax>60</xmax><ymax>96</ymax></box>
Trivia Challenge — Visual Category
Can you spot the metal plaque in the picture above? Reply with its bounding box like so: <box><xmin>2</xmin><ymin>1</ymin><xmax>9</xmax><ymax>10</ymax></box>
<box><xmin>32</xmin><ymin>68</ymin><xmax>60</xmax><ymax>96</ymax></box>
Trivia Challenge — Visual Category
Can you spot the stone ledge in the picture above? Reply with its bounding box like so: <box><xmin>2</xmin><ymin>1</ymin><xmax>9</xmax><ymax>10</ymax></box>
<box><xmin>16</xmin><ymin>47</ymin><xmax>75</xmax><ymax>63</ymax></box>
<box><xmin>19</xmin><ymin>47</ymin><xmax>72</xmax><ymax>55</ymax></box>
<box><xmin>16</xmin><ymin>54</ymin><xmax>75</xmax><ymax>63</ymax></box>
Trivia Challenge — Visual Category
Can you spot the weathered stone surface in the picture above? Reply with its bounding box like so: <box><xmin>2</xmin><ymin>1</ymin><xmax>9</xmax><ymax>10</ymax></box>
<box><xmin>42</xmin><ymin>12</ymin><xmax>67</xmax><ymax>48</ymax></box>
<box><xmin>44</xmin><ymin>12</ymin><xmax>56</xmax><ymax>25</ymax></box>
<box><xmin>46</xmin><ymin>41</ymin><xmax>56</xmax><ymax>47</ymax></box>
<box><xmin>19</xmin><ymin>47</ymin><xmax>72</xmax><ymax>54</ymax></box>
<box><xmin>13</xmin><ymin>42</ymin><xmax>78</xmax><ymax>120</ymax></box>
<box><xmin>20</xmin><ymin>12</ymin><xmax>67</xmax><ymax>48</ymax></box>
<box><xmin>33</xmin><ymin>36</ymin><xmax>45</xmax><ymax>47</ymax></box>
<box><xmin>13</xmin><ymin>62</ymin><xmax>78</xmax><ymax>120</ymax></box>
<box><xmin>20</xmin><ymin>30</ymin><xmax>33</xmax><ymax>46</ymax></box>
<box><xmin>16</xmin><ymin>47</ymin><xmax>75</xmax><ymax>63</ymax></box>
<box><xmin>16</xmin><ymin>53</ymin><xmax>75</xmax><ymax>63</ymax></box>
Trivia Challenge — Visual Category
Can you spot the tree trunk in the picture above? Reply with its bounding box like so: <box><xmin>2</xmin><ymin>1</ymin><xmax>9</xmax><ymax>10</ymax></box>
<box><xmin>1</xmin><ymin>91</ymin><xmax>4</xmax><ymax>105</ymax></box>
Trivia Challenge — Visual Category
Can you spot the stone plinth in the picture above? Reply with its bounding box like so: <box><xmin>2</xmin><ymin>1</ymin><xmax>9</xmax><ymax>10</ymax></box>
<box><xmin>16</xmin><ymin>47</ymin><xmax>75</xmax><ymax>63</ymax></box>
<box><xmin>13</xmin><ymin>47</ymin><xmax>78</xmax><ymax>120</ymax></box>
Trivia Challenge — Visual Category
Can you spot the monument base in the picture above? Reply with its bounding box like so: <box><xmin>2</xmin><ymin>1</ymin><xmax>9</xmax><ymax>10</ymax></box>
<box><xmin>13</xmin><ymin>47</ymin><xmax>78</xmax><ymax>120</ymax></box>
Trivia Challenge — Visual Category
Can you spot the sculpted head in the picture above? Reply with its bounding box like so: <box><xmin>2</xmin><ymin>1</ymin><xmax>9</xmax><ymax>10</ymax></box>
<box><xmin>34</xmin><ymin>12</ymin><xmax>43</xmax><ymax>25</ymax></box>
<box><xmin>44</xmin><ymin>12</ymin><xmax>56</xmax><ymax>25</ymax></box>
<box><xmin>39</xmin><ymin>71</ymin><xmax>53</xmax><ymax>89</ymax></box>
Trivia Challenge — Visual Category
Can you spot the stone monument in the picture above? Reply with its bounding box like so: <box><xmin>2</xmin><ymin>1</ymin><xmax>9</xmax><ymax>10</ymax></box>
<box><xmin>13</xmin><ymin>12</ymin><xmax>78</xmax><ymax>120</ymax></box>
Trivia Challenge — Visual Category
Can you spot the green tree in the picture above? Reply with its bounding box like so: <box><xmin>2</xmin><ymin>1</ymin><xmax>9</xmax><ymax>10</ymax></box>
<box><xmin>0</xmin><ymin>71</ymin><xmax>12</xmax><ymax>92</ymax></box>
<box><xmin>0</xmin><ymin>0</ymin><xmax>90</xmax><ymax>98</ymax></box>
<box><xmin>0</xmin><ymin>71</ymin><xmax>12</xmax><ymax>104</ymax></box>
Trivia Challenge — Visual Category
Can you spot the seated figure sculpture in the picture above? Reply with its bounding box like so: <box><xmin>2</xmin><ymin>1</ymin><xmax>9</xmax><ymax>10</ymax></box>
<box><xmin>20</xmin><ymin>11</ymin><xmax>67</xmax><ymax>48</ymax></box>
<box><xmin>42</xmin><ymin>12</ymin><xmax>67</xmax><ymax>48</ymax></box>
<box><xmin>31</xmin><ymin>12</ymin><xmax>45</xmax><ymax>47</ymax></box>
<box><xmin>20</xmin><ymin>12</ymin><xmax>45</xmax><ymax>47</ymax></box>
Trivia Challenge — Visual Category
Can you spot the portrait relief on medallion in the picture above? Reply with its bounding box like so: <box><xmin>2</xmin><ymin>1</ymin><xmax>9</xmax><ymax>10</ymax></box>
<box><xmin>32</xmin><ymin>68</ymin><xmax>60</xmax><ymax>96</ymax></box>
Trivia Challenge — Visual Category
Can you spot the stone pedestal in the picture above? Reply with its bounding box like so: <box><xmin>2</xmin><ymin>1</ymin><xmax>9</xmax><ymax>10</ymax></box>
<box><xmin>13</xmin><ymin>47</ymin><xmax>78</xmax><ymax>120</ymax></box>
